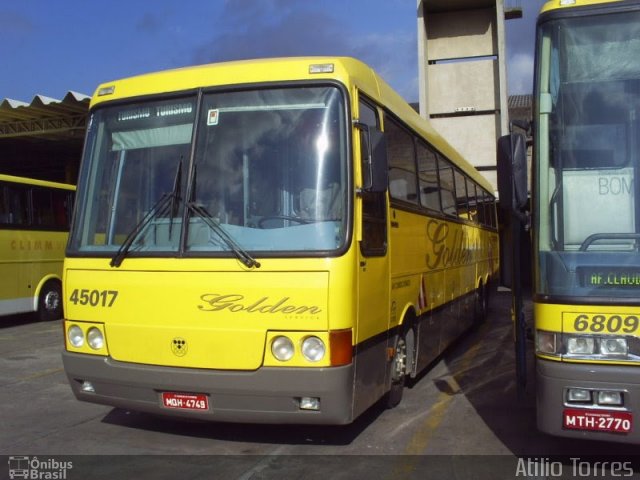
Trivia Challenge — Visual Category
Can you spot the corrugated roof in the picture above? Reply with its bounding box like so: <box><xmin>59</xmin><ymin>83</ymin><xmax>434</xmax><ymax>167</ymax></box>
<box><xmin>0</xmin><ymin>91</ymin><xmax>90</xmax><ymax>141</ymax></box>
<box><xmin>508</xmin><ymin>94</ymin><xmax>532</xmax><ymax>109</ymax></box>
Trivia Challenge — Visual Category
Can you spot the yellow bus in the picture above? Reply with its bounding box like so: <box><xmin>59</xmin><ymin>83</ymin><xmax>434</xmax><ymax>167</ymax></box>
<box><xmin>501</xmin><ymin>0</ymin><xmax>640</xmax><ymax>443</ymax></box>
<box><xmin>62</xmin><ymin>57</ymin><xmax>498</xmax><ymax>424</ymax></box>
<box><xmin>0</xmin><ymin>174</ymin><xmax>74</xmax><ymax>321</ymax></box>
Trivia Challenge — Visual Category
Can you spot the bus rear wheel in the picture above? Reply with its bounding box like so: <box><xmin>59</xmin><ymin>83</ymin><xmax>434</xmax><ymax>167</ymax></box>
<box><xmin>38</xmin><ymin>280</ymin><xmax>62</xmax><ymax>322</ymax></box>
<box><xmin>474</xmin><ymin>282</ymin><xmax>488</xmax><ymax>324</ymax></box>
<box><xmin>386</xmin><ymin>331</ymin><xmax>407</xmax><ymax>408</ymax></box>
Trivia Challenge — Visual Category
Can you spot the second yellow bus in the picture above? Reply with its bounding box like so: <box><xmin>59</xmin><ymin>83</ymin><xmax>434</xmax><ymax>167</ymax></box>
<box><xmin>0</xmin><ymin>174</ymin><xmax>74</xmax><ymax>321</ymax></box>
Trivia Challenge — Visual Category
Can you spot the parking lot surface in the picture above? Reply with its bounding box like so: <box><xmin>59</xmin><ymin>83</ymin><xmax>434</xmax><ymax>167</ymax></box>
<box><xmin>1</xmin><ymin>290</ymin><xmax>638</xmax><ymax>479</ymax></box>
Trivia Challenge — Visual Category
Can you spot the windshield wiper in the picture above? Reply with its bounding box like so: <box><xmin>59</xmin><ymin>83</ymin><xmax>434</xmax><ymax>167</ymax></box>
<box><xmin>187</xmin><ymin>202</ymin><xmax>261</xmax><ymax>269</ymax></box>
<box><xmin>168</xmin><ymin>158</ymin><xmax>183</xmax><ymax>237</ymax></box>
<box><xmin>110</xmin><ymin>161</ymin><xmax>182</xmax><ymax>268</ymax></box>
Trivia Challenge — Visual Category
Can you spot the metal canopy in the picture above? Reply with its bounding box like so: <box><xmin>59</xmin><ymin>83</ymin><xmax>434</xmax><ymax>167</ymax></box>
<box><xmin>0</xmin><ymin>92</ymin><xmax>90</xmax><ymax>182</ymax></box>
<box><xmin>0</xmin><ymin>91</ymin><xmax>89</xmax><ymax>141</ymax></box>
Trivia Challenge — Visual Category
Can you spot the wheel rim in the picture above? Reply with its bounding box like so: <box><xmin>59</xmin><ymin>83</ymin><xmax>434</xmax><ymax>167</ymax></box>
<box><xmin>391</xmin><ymin>336</ymin><xmax>407</xmax><ymax>383</ymax></box>
<box><xmin>43</xmin><ymin>290</ymin><xmax>60</xmax><ymax>312</ymax></box>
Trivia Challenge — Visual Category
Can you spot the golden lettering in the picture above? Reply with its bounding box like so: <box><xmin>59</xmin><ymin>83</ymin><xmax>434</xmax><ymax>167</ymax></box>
<box><xmin>198</xmin><ymin>293</ymin><xmax>322</xmax><ymax>315</ymax></box>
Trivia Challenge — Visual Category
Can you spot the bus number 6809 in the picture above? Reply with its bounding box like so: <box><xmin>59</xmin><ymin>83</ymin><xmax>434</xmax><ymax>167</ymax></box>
<box><xmin>573</xmin><ymin>314</ymin><xmax>639</xmax><ymax>334</ymax></box>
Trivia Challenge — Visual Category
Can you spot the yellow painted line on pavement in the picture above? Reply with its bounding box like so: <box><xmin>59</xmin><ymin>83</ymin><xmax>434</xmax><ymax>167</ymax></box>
<box><xmin>21</xmin><ymin>367</ymin><xmax>64</xmax><ymax>381</ymax></box>
<box><xmin>403</xmin><ymin>379</ymin><xmax>459</xmax><ymax>454</ymax></box>
<box><xmin>404</xmin><ymin>334</ymin><xmax>485</xmax><ymax>454</ymax></box>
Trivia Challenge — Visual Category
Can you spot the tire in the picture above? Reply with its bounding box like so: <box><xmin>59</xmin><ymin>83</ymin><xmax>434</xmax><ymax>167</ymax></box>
<box><xmin>386</xmin><ymin>331</ymin><xmax>408</xmax><ymax>408</ymax></box>
<box><xmin>474</xmin><ymin>282</ymin><xmax>487</xmax><ymax>325</ymax></box>
<box><xmin>37</xmin><ymin>280</ymin><xmax>63</xmax><ymax>322</ymax></box>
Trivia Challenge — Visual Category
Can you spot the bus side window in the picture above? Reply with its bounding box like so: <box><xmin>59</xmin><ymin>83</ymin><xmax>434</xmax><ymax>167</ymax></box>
<box><xmin>467</xmin><ymin>179</ymin><xmax>478</xmax><ymax>224</ymax></box>
<box><xmin>7</xmin><ymin>185</ymin><xmax>29</xmax><ymax>226</ymax></box>
<box><xmin>454</xmin><ymin>169</ymin><xmax>469</xmax><ymax>219</ymax></box>
<box><xmin>386</xmin><ymin>116</ymin><xmax>418</xmax><ymax>205</ymax></box>
<box><xmin>52</xmin><ymin>189</ymin><xmax>72</xmax><ymax>228</ymax></box>
<box><xmin>0</xmin><ymin>184</ymin><xmax>9</xmax><ymax>225</ymax></box>
<box><xmin>438</xmin><ymin>158</ymin><xmax>457</xmax><ymax>216</ymax></box>
<box><xmin>359</xmin><ymin>99</ymin><xmax>387</xmax><ymax>257</ymax></box>
<box><xmin>32</xmin><ymin>188</ymin><xmax>56</xmax><ymax>228</ymax></box>
<box><xmin>416</xmin><ymin>141</ymin><xmax>441</xmax><ymax>212</ymax></box>
<box><xmin>476</xmin><ymin>187</ymin><xmax>489</xmax><ymax>227</ymax></box>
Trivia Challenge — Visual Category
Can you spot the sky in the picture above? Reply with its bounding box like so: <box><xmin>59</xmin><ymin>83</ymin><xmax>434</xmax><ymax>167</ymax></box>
<box><xmin>0</xmin><ymin>0</ymin><xmax>547</xmax><ymax>104</ymax></box>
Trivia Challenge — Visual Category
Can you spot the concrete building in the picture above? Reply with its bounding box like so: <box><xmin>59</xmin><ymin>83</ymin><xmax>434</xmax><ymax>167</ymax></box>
<box><xmin>417</xmin><ymin>0</ymin><xmax>522</xmax><ymax>194</ymax></box>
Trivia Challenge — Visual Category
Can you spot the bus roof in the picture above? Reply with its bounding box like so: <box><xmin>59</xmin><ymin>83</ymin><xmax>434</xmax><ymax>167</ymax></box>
<box><xmin>540</xmin><ymin>0</ymin><xmax>623</xmax><ymax>14</ymax></box>
<box><xmin>91</xmin><ymin>56</ymin><xmax>494</xmax><ymax>194</ymax></box>
<box><xmin>0</xmin><ymin>173</ymin><xmax>75</xmax><ymax>190</ymax></box>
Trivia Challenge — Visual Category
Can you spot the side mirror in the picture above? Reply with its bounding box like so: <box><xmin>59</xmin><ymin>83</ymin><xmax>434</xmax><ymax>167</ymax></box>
<box><xmin>357</xmin><ymin>123</ymin><xmax>388</xmax><ymax>193</ymax></box>
<box><xmin>511</xmin><ymin>119</ymin><xmax>531</xmax><ymax>136</ymax></box>
<box><xmin>497</xmin><ymin>133</ymin><xmax>528</xmax><ymax>215</ymax></box>
<box><xmin>497</xmin><ymin>131</ymin><xmax>529</xmax><ymax>396</ymax></box>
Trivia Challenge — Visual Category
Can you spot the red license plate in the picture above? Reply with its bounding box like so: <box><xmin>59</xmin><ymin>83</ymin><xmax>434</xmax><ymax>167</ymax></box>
<box><xmin>563</xmin><ymin>408</ymin><xmax>632</xmax><ymax>433</ymax></box>
<box><xmin>161</xmin><ymin>392</ymin><xmax>209</xmax><ymax>411</ymax></box>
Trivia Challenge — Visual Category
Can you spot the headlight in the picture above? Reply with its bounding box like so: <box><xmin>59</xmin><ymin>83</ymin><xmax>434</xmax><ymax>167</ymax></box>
<box><xmin>537</xmin><ymin>329</ymin><xmax>636</xmax><ymax>361</ymax></box>
<box><xmin>567</xmin><ymin>388</ymin><xmax>591</xmax><ymax>403</ymax></box>
<box><xmin>598</xmin><ymin>390</ymin><xmax>624</xmax><ymax>406</ymax></box>
<box><xmin>301</xmin><ymin>336</ymin><xmax>326</xmax><ymax>362</ymax></box>
<box><xmin>271</xmin><ymin>336</ymin><xmax>294</xmax><ymax>361</ymax></box>
<box><xmin>599</xmin><ymin>337</ymin><xmax>627</xmax><ymax>356</ymax></box>
<box><xmin>566</xmin><ymin>336</ymin><xmax>595</xmax><ymax>355</ymax></box>
<box><xmin>67</xmin><ymin>325</ymin><xmax>84</xmax><ymax>348</ymax></box>
<box><xmin>561</xmin><ymin>334</ymin><xmax>632</xmax><ymax>360</ymax></box>
<box><xmin>87</xmin><ymin>327</ymin><xmax>105</xmax><ymax>350</ymax></box>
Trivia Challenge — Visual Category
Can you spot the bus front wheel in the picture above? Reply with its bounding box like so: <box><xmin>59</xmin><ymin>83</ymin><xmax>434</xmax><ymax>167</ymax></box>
<box><xmin>38</xmin><ymin>280</ymin><xmax>62</xmax><ymax>322</ymax></box>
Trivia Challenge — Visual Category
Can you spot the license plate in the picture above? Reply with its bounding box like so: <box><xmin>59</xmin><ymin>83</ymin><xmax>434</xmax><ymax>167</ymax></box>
<box><xmin>563</xmin><ymin>408</ymin><xmax>632</xmax><ymax>433</ymax></box>
<box><xmin>161</xmin><ymin>392</ymin><xmax>209</xmax><ymax>411</ymax></box>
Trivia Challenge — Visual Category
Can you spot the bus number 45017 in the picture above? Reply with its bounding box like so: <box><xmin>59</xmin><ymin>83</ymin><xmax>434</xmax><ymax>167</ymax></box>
<box><xmin>69</xmin><ymin>289</ymin><xmax>118</xmax><ymax>307</ymax></box>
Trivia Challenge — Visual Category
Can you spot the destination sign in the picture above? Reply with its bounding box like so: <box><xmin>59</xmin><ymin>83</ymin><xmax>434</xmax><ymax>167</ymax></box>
<box><xmin>579</xmin><ymin>267</ymin><xmax>640</xmax><ymax>288</ymax></box>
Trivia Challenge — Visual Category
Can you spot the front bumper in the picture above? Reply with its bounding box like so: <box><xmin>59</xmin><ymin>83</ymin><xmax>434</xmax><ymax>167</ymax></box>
<box><xmin>62</xmin><ymin>351</ymin><xmax>355</xmax><ymax>425</ymax></box>
<box><xmin>537</xmin><ymin>358</ymin><xmax>640</xmax><ymax>444</ymax></box>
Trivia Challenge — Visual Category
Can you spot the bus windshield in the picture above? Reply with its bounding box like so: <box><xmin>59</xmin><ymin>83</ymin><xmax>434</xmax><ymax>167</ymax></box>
<box><xmin>69</xmin><ymin>86</ymin><xmax>348</xmax><ymax>257</ymax></box>
<box><xmin>535</xmin><ymin>10</ymin><xmax>640</xmax><ymax>298</ymax></box>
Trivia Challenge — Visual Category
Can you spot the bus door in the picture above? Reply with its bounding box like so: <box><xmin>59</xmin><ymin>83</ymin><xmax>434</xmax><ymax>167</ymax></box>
<box><xmin>1</xmin><ymin>183</ymin><xmax>25</xmax><ymax>302</ymax></box>
<box><xmin>353</xmin><ymin>99</ymin><xmax>390</xmax><ymax>413</ymax></box>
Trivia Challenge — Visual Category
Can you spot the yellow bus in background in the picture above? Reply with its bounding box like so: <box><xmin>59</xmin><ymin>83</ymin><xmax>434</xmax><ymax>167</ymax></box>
<box><xmin>530</xmin><ymin>0</ymin><xmax>640</xmax><ymax>443</ymax></box>
<box><xmin>0</xmin><ymin>174</ymin><xmax>74</xmax><ymax>321</ymax></box>
<box><xmin>62</xmin><ymin>57</ymin><xmax>498</xmax><ymax>424</ymax></box>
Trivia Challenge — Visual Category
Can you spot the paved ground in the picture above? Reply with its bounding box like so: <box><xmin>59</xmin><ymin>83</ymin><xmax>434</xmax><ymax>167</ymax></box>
<box><xmin>0</xmin><ymin>290</ymin><xmax>638</xmax><ymax>479</ymax></box>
